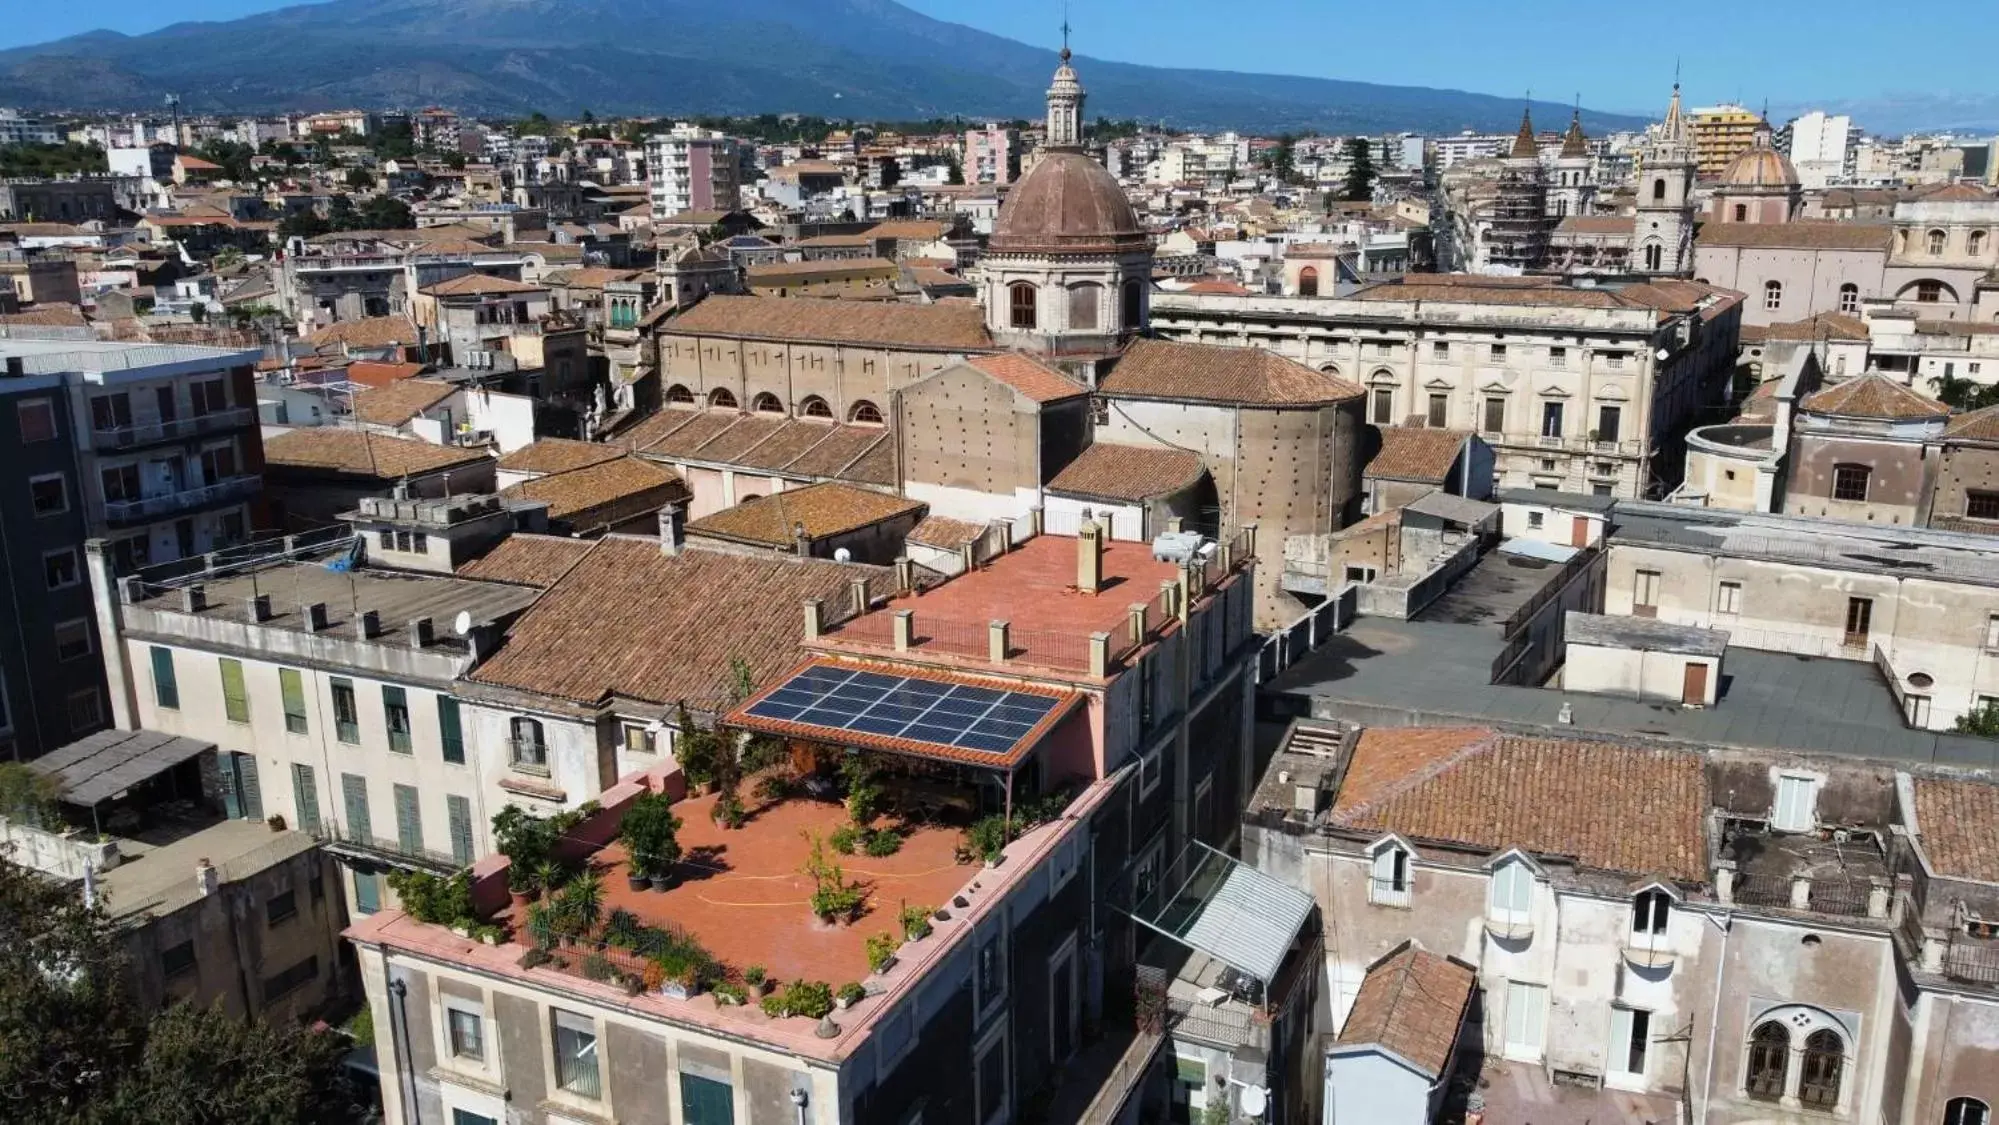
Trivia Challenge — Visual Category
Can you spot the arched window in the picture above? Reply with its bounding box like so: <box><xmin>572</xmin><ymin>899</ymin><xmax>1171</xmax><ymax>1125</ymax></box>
<box><xmin>798</xmin><ymin>395</ymin><xmax>833</xmax><ymax>419</ymax></box>
<box><xmin>1733</xmin><ymin>203</ymin><xmax>1747</xmax><ymax>222</ymax></box>
<box><xmin>1764</xmin><ymin>280</ymin><xmax>1784</xmax><ymax>311</ymax></box>
<box><xmin>1121</xmin><ymin>279</ymin><xmax>1143</xmax><ymax>329</ymax></box>
<box><xmin>1652</xmin><ymin>178</ymin><xmax>1666</xmax><ymax>202</ymax></box>
<box><xmin>1928</xmin><ymin>228</ymin><xmax>1948</xmax><ymax>255</ymax></box>
<box><xmin>1917</xmin><ymin>279</ymin><xmax>1944</xmax><ymax>303</ymax></box>
<box><xmin>708</xmin><ymin>387</ymin><xmax>738</xmax><ymax>409</ymax></box>
<box><xmin>1800</xmin><ymin>1029</ymin><xmax>1844</xmax><ymax>1110</ymax></box>
<box><xmin>1319</xmin><ymin>363</ymin><xmax>1342</xmax><ymax>378</ymax></box>
<box><xmin>1833</xmin><ymin>463</ymin><xmax>1871</xmax><ymax>502</ymax></box>
<box><xmin>1008</xmin><ymin>282</ymin><xmax>1037</xmax><ymax>329</ymax></box>
<box><xmin>509</xmin><ymin>716</ymin><xmax>546</xmax><ymax>768</ymax></box>
<box><xmin>1644</xmin><ymin>243</ymin><xmax>1663</xmax><ymax>271</ymax></box>
<box><xmin>849</xmin><ymin>400</ymin><xmax>883</xmax><ymax>425</ymax></box>
<box><xmin>1746</xmin><ymin>1022</ymin><xmax>1790</xmax><ymax>1102</ymax></box>
<box><xmin>1971</xmin><ymin>230</ymin><xmax>1989</xmax><ymax>257</ymax></box>
<box><xmin>750</xmin><ymin>392</ymin><xmax>784</xmax><ymax>414</ymax></box>
<box><xmin>1946</xmin><ymin>1097</ymin><xmax>1991</xmax><ymax>1125</ymax></box>
<box><xmin>1068</xmin><ymin>282</ymin><xmax>1101</xmax><ymax>331</ymax></box>
<box><xmin>1839</xmin><ymin>283</ymin><xmax>1860</xmax><ymax>314</ymax></box>
<box><xmin>665</xmin><ymin>384</ymin><xmax>694</xmax><ymax>405</ymax></box>
<box><xmin>738</xmin><ymin>493</ymin><xmax>762</xmax><ymax>503</ymax></box>
<box><xmin>1298</xmin><ymin>266</ymin><xmax>1319</xmax><ymax>298</ymax></box>
<box><xmin>1632</xmin><ymin>889</ymin><xmax>1671</xmax><ymax>935</ymax></box>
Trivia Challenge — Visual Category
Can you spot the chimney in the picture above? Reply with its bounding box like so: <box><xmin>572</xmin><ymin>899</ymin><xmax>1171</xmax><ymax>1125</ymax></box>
<box><xmin>1028</xmin><ymin>505</ymin><xmax>1044</xmax><ymax>538</ymax></box>
<box><xmin>408</xmin><ymin>617</ymin><xmax>435</xmax><ymax>649</ymax></box>
<box><xmin>658</xmin><ymin>501</ymin><xmax>686</xmax><ymax>556</ymax></box>
<box><xmin>989</xmin><ymin>620</ymin><xmax>1010</xmax><ymax>663</ymax></box>
<box><xmin>804</xmin><ymin>597</ymin><xmax>824</xmax><ymax>640</ymax></box>
<box><xmin>993</xmin><ymin>519</ymin><xmax>1013</xmax><ymax>555</ymax></box>
<box><xmin>1088</xmin><ymin>631</ymin><xmax>1111</xmax><ymax>678</ymax></box>
<box><xmin>180</xmin><ymin>585</ymin><xmax>207</xmax><ymax>613</ymax></box>
<box><xmin>355</xmin><ymin>609</ymin><xmax>381</xmax><ymax>640</ymax></box>
<box><xmin>894</xmin><ymin>556</ymin><xmax>914</xmax><ymax>594</ymax></box>
<box><xmin>792</xmin><ymin>520</ymin><xmax>811</xmax><ymax>557</ymax></box>
<box><xmin>1077</xmin><ymin>522</ymin><xmax>1104</xmax><ymax>594</ymax></box>
<box><xmin>245</xmin><ymin>594</ymin><xmax>271</xmax><ymax>623</ymax></box>
<box><xmin>849</xmin><ymin>577</ymin><xmax>870</xmax><ymax>619</ymax></box>
<box><xmin>300</xmin><ymin>602</ymin><xmax>329</xmax><ymax>632</ymax></box>
<box><xmin>195</xmin><ymin>858</ymin><xmax>218</xmax><ymax>897</ymax></box>
<box><xmin>893</xmin><ymin>609</ymin><xmax>914</xmax><ymax>652</ymax></box>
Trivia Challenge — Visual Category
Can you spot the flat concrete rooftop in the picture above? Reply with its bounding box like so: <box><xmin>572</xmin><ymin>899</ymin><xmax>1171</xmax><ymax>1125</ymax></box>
<box><xmin>98</xmin><ymin>815</ymin><xmax>317</xmax><ymax>922</ymax></box>
<box><xmin>132</xmin><ymin>562</ymin><xmax>542</xmax><ymax>648</ymax></box>
<box><xmin>1613</xmin><ymin>499</ymin><xmax>1999</xmax><ymax>589</ymax></box>
<box><xmin>1269</xmin><ymin>617</ymin><xmax>1999</xmax><ymax>768</ymax></box>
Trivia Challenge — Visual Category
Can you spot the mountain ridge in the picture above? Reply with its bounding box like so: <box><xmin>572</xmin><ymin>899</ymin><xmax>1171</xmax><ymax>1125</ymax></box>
<box><xmin>0</xmin><ymin>0</ymin><xmax>1652</xmax><ymax>135</ymax></box>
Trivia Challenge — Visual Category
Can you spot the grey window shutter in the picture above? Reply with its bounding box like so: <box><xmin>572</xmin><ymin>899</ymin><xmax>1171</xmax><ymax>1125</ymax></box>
<box><xmin>342</xmin><ymin>774</ymin><xmax>371</xmax><ymax>841</ymax></box>
<box><xmin>447</xmin><ymin>795</ymin><xmax>474</xmax><ymax>866</ymax></box>
<box><xmin>394</xmin><ymin>784</ymin><xmax>422</xmax><ymax>856</ymax></box>
<box><xmin>235</xmin><ymin>754</ymin><xmax>263</xmax><ymax>821</ymax></box>
<box><xmin>291</xmin><ymin>764</ymin><xmax>321</xmax><ymax>835</ymax></box>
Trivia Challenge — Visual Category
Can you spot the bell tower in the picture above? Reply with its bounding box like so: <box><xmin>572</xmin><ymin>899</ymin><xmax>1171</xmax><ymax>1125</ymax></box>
<box><xmin>1631</xmin><ymin>83</ymin><xmax>1697</xmax><ymax>276</ymax></box>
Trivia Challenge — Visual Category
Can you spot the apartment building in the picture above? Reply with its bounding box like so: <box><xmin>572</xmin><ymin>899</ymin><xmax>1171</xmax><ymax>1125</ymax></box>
<box><xmin>1248</xmin><ymin>719</ymin><xmax>1999</xmax><ymax>1125</ymax></box>
<box><xmin>1149</xmin><ymin>274</ymin><xmax>1744</xmax><ymax>500</ymax></box>
<box><xmin>0</xmin><ymin>337</ymin><xmax>264</xmax><ymax>758</ymax></box>
<box><xmin>644</xmin><ymin>127</ymin><xmax>742</xmax><ymax>217</ymax></box>
<box><xmin>1690</xmin><ymin>104</ymin><xmax>1767</xmax><ymax>177</ymax></box>
<box><xmin>348</xmin><ymin>522</ymin><xmax>1299</xmax><ymax>1125</ymax></box>
<box><xmin>963</xmin><ymin>123</ymin><xmax>1019</xmax><ymax>185</ymax></box>
<box><xmin>89</xmin><ymin>524</ymin><xmax>545</xmax><ymax>919</ymax></box>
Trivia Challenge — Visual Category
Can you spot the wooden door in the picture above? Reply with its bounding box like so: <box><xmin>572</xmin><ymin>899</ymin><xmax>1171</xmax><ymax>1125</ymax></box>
<box><xmin>1682</xmin><ymin>662</ymin><xmax>1709</xmax><ymax>706</ymax></box>
<box><xmin>1571</xmin><ymin>516</ymin><xmax>1590</xmax><ymax>548</ymax></box>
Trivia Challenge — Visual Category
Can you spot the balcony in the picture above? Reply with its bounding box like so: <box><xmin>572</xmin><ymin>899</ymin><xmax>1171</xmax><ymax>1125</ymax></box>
<box><xmin>1623</xmin><ymin>930</ymin><xmax>1677</xmax><ymax>970</ymax></box>
<box><xmin>92</xmin><ymin>407</ymin><xmax>254</xmax><ymax>451</ymax></box>
<box><xmin>102</xmin><ymin>475</ymin><xmax>258</xmax><ymax>526</ymax></box>
<box><xmin>507</xmin><ymin>738</ymin><xmax>550</xmax><ymax>775</ymax></box>
<box><xmin>311</xmin><ymin>824</ymin><xmax>462</xmax><ymax>873</ymax></box>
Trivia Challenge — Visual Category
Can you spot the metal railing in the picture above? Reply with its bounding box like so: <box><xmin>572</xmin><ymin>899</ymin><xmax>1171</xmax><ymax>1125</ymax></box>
<box><xmin>508</xmin><ymin>738</ymin><xmax>550</xmax><ymax>773</ymax></box>
<box><xmin>1943</xmin><ymin>939</ymin><xmax>1999</xmax><ymax>986</ymax></box>
<box><xmin>1731</xmin><ymin>873</ymin><xmax>1795</xmax><ymax>909</ymax></box>
<box><xmin>103</xmin><ymin>475</ymin><xmax>258</xmax><ymax>524</ymax></box>
<box><xmin>1075</xmin><ymin>1027</ymin><xmax>1166</xmax><ymax>1125</ymax></box>
<box><xmin>92</xmin><ymin>407</ymin><xmax>254</xmax><ymax>450</ymax></box>
<box><xmin>311</xmin><ymin>824</ymin><xmax>462</xmax><ymax>872</ymax></box>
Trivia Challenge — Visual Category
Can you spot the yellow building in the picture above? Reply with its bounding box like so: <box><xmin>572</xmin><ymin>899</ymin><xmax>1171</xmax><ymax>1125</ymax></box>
<box><xmin>1691</xmin><ymin>104</ymin><xmax>1766</xmax><ymax>177</ymax></box>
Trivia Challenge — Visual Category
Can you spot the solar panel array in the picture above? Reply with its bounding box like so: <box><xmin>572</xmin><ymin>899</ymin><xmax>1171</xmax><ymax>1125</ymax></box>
<box><xmin>744</xmin><ymin>665</ymin><xmax>1062</xmax><ymax>758</ymax></box>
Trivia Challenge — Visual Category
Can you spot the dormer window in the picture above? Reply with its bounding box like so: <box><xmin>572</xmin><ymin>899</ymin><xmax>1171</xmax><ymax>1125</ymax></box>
<box><xmin>1632</xmin><ymin>888</ymin><xmax>1671</xmax><ymax>936</ymax></box>
<box><xmin>1487</xmin><ymin>856</ymin><xmax>1536</xmax><ymax>935</ymax></box>
<box><xmin>1368</xmin><ymin>841</ymin><xmax>1412</xmax><ymax>907</ymax></box>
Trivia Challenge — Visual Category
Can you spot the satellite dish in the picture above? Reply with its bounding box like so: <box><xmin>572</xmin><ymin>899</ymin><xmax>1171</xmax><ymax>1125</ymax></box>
<box><xmin>453</xmin><ymin>611</ymin><xmax>473</xmax><ymax>636</ymax></box>
<box><xmin>1655</xmin><ymin>347</ymin><xmax>1671</xmax><ymax>361</ymax></box>
<box><xmin>1239</xmin><ymin>1086</ymin><xmax>1269</xmax><ymax>1119</ymax></box>
<box><xmin>834</xmin><ymin>547</ymin><xmax>853</xmax><ymax>563</ymax></box>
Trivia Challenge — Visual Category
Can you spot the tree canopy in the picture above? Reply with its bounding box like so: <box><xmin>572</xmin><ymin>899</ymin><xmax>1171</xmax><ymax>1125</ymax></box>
<box><xmin>0</xmin><ymin>857</ymin><xmax>361</xmax><ymax>1124</ymax></box>
<box><xmin>1340</xmin><ymin>136</ymin><xmax>1378</xmax><ymax>202</ymax></box>
<box><xmin>0</xmin><ymin>143</ymin><xmax>108</xmax><ymax>179</ymax></box>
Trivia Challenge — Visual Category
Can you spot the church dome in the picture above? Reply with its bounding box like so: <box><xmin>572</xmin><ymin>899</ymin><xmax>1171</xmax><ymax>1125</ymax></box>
<box><xmin>990</xmin><ymin>151</ymin><xmax>1147</xmax><ymax>254</ymax></box>
<box><xmin>1720</xmin><ymin>143</ymin><xmax>1799</xmax><ymax>189</ymax></box>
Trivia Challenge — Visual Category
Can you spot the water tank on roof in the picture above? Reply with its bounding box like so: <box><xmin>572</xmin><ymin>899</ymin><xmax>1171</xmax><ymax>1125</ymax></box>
<box><xmin>1151</xmin><ymin>530</ymin><xmax>1209</xmax><ymax>564</ymax></box>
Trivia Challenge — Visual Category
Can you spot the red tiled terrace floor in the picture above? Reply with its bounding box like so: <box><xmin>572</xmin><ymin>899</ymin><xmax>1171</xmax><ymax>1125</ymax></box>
<box><xmin>507</xmin><ymin>785</ymin><xmax>976</xmax><ymax>989</ymax></box>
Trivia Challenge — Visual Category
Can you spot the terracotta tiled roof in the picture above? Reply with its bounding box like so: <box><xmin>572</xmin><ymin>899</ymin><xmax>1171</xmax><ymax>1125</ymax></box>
<box><xmin>498</xmin><ymin>437</ymin><xmax>625</xmax><ymax>476</ymax></box>
<box><xmin>1919</xmin><ymin>183</ymin><xmax>1991</xmax><ymax>202</ymax></box>
<box><xmin>422</xmin><ymin>272</ymin><xmax>543</xmax><ymax>297</ymax></box>
<box><xmin>501</xmin><ymin>456</ymin><xmax>688</xmax><ymax>525</ymax></box>
<box><xmin>1752</xmin><ymin>313</ymin><xmax>1870</xmax><ymax>343</ymax></box>
<box><xmin>1101</xmin><ymin>338</ymin><xmax>1364</xmax><ymax>406</ymax></box>
<box><xmin>866</xmin><ymin>220</ymin><xmax>952</xmax><ymax>241</ymax></box>
<box><xmin>627</xmin><ymin>409</ymin><xmax>737</xmax><ymax>456</ymax></box>
<box><xmin>747</xmin><ymin>258</ymin><xmax>899</xmax><ymax>283</ymax></box>
<box><xmin>469</xmin><ymin>537</ymin><xmax>888</xmax><ymax>709</ymax></box>
<box><xmin>0</xmin><ymin>305</ymin><xmax>88</xmax><ymax>327</ymax></box>
<box><xmin>345</xmin><ymin>361</ymin><xmax>429</xmax><ymax>388</ymax></box>
<box><xmin>687</xmin><ymin>482</ymin><xmax>922</xmax><ymax>547</ymax></box>
<box><xmin>263</xmin><ymin>427</ymin><xmax>490</xmax><ymax>479</ymax></box>
<box><xmin>1799</xmin><ymin>373</ymin><xmax>1947</xmax><ymax>421</ymax></box>
<box><xmin>1912</xmin><ymin>776</ymin><xmax>1999</xmax><ymax>883</ymax></box>
<box><xmin>545</xmin><ymin>267</ymin><xmax>642</xmax><ymax>289</ymax></box>
<box><xmin>1336</xmin><ymin>945</ymin><xmax>1475</xmax><ymax>1078</ymax></box>
<box><xmin>351</xmin><ymin>378</ymin><xmax>456</xmax><ymax>426</ymax></box>
<box><xmin>907</xmin><ymin>515</ymin><xmax>986</xmax><ymax>549</ymax></box>
<box><xmin>658</xmin><ymin>295</ymin><xmax>994</xmax><ymax>351</ymax></box>
<box><xmin>1330</xmin><ymin>727</ymin><xmax>1709</xmax><ymax>881</ymax></box>
<box><xmin>1697</xmin><ymin>221</ymin><xmax>1892</xmax><ymax>251</ymax></box>
<box><xmin>456</xmin><ymin>534</ymin><xmax>596</xmax><ymax>588</ymax></box>
<box><xmin>306</xmin><ymin>316</ymin><xmax>421</xmax><ymax>350</ymax></box>
<box><xmin>1048</xmin><ymin>443</ymin><xmax>1207</xmax><ymax>501</ymax></box>
<box><xmin>1554</xmin><ymin>215</ymin><xmax>1636</xmax><ymax>236</ymax></box>
<box><xmin>1367</xmin><ymin>428</ymin><xmax>1470</xmax><ymax>483</ymax></box>
<box><xmin>1947</xmin><ymin>404</ymin><xmax>1999</xmax><ymax>443</ymax></box>
<box><xmin>784</xmin><ymin>427</ymin><xmax>891</xmax><ymax>481</ymax></box>
<box><xmin>967</xmin><ymin>353</ymin><xmax>1088</xmax><ymax>403</ymax></box>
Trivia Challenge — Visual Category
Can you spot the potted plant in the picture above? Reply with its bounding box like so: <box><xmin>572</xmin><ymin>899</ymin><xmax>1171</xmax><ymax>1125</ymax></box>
<box><xmin>900</xmin><ymin>903</ymin><xmax>933</xmax><ymax>943</ymax></box>
<box><xmin>523</xmin><ymin>901</ymin><xmax>557</xmax><ymax>952</ymax></box>
<box><xmin>641</xmin><ymin>960</ymin><xmax>666</xmax><ymax>994</ymax></box>
<box><xmin>865</xmin><ymin>932</ymin><xmax>898</xmax><ymax>975</ymax></box>
<box><xmin>967</xmin><ymin>816</ymin><xmax>1009</xmax><ymax>867</ymax></box>
<box><xmin>743</xmin><ymin>965</ymin><xmax>770</xmax><ymax>996</ymax></box>
<box><xmin>836</xmin><ymin>982</ymin><xmax>866</xmax><ymax>1011</ymax></box>
<box><xmin>655</xmin><ymin>948</ymin><xmax>701</xmax><ymax>1000</ymax></box>
<box><xmin>713</xmin><ymin>980</ymin><xmax>748</xmax><ymax>1006</ymax></box>
<box><xmin>533</xmin><ymin>860</ymin><xmax>565</xmax><ymax>901</ymax></box>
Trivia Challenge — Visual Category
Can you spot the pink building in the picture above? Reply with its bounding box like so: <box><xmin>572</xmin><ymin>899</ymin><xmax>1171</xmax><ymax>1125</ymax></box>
<box><xmin>964</xmin><ymin>123</ymin><xmax>1019</xmax><ymax>185</ymax></box>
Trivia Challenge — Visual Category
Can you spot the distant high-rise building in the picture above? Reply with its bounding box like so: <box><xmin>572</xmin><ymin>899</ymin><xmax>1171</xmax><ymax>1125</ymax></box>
<box><xmin>644</xmin><ymin>126</ymin><xmax>743</xmax><ymax>217</ymax></box>
<box><xmin>1782</xmin><ymin>110</ymin><xmax>1858</xmax><ymax>188</ymax></box>
<box><xmin>1689</xmin><ymin>104</ymin><xmax>1765</xmax><ymax>178</ymax></box>
<box><xmin>963</xmin><ymin>123</ymin><xmax>1019</xmax><ymax>185</ymax></box>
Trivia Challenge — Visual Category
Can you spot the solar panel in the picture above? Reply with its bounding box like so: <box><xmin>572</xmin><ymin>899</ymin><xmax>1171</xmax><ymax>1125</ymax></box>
<box><xmin>743</xmin><ymin>664</ymin><xmax>1068</xmax><ymax>761</ymax></box>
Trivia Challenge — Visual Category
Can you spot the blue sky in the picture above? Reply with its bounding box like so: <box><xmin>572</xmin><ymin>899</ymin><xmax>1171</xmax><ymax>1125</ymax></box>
<box><xmin>3</xmin><ymin>0</ymin><xmax>1993</xmax><ymax>113</ymax></box>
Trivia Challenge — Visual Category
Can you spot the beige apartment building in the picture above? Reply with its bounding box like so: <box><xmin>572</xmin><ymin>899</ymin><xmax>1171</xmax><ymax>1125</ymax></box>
<box><xmin>1149</xmin><ymin>274</ymin><xmax>1743</xmax><ymax>499</ymax></box>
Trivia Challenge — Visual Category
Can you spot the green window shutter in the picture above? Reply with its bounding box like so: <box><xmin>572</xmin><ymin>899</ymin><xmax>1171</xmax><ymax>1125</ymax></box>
<box><xmin>383</xmin><ymin>686</ymin><xmax>411</xmax><ymax>753</ymax></box>
<box><xmin>342</xmin><ymin>773</ymin><xmax>371</xmax><ymax>841</ymax></box>
<box><xmin>680</xmin><ymin>1073</ymin><xmax>735</xmax><ymax>1125</ymax></box>
<box><xmin>219</xmin><ymin>658</ymin><xmax>249</xmax><ymax>723</ymax></box>
<box><xmin>353</xmin><ymin>870</ymin><xmax>380</xmax><ymax>915</ymax></box>
<box><xmin>219</xmin><ymin>753</ymin><xmax>243</xmax><ymax>819</ymax></box>
<box><xmin>279</xmin><ymin>669</ymin><xmax>308</xmax><ymax>734</ymax></box>
<box><xmin>234</xmin><ymin>754</ymin><xmax>263</xmax><ymax>821</ymax></box>
<box><xmin>447</xmin><ymin>795</ymin><xmax>474</xmax><ymax>866</ymax></box>
<box><xmin>150</xmin><ymin>647</ymin><xmax>179</xmax><ymax>710</ymax></box>
<box><xmin>394</xmin><ymin>783</ymin><xmax>422</xmax><ymax>856</ymax></box>
<box><xmin>331</xmin><ymin>679</ymin><xmax>359</xmax><ymax>744</ymax></box>
<box><xmin>291</xmin><ymin>764</ymin><xmax>321</xmax><ymax>835</ymax></box>
<box><xmin>437</xmin><ymin>696</ymin><xmax>465</xmax><ymax>764</ymax></box>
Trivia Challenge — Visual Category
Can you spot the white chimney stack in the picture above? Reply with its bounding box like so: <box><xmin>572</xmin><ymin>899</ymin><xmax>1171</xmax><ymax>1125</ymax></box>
<box><xmin>195</xmin><ymin>858</ymin><xmax>218</xmax><ymax>897</ymax></box>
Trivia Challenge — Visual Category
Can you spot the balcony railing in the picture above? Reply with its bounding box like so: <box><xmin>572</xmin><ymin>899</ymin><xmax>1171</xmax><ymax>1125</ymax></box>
<box><xmin>103</xmin><ymin>475</ymin><xmax>258</xmax><ymax>525</ymax></box>
<box><xmin>92</xmin><ymin>407</ymin><xmax>254</xmax><ymax>450</ymax></box>
<box><xmin>508</xmin><ymin>738</ymin><xmax>550</xmax><ymax>774</ymax></box>
<box><xmin>310</xmin><ymin>824</ymin><xmax>462</xmax><ymax>873</ymax></box>
<box><xmin>1943</xmin><ymin>938</ymin><xmax>1999</xmax><ymax>986</ymax></box>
